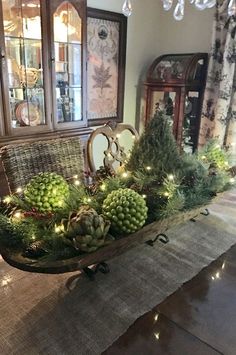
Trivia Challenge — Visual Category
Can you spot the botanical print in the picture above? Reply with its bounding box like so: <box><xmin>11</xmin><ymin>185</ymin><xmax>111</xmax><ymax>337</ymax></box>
<box><xmin>87</xmin><ymin>17</ymin><xmax>119</xmax><ymax>119</ymax></box>
<box><xmin>199</xmin><ymin>0</ymin><xmax>236</xmax><ymax>149</ymax></box>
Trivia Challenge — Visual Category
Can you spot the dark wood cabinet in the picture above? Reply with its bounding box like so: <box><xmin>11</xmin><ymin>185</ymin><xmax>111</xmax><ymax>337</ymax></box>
<box><xmin>144</xmin><ymin>53</ymin><xmax>208</xmax><ymax>153</ymax></box>
<box><xmin>0</xmin><ymin>0</ymin><xmax>89</xmax><ymax>145</ymax></box>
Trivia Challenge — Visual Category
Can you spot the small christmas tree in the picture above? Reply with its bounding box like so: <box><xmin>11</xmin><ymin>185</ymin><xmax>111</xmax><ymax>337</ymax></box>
<box><xmin>126</xmin><ymin>111</ymin><xmax>181</xmax><ymax>181</ymax></box>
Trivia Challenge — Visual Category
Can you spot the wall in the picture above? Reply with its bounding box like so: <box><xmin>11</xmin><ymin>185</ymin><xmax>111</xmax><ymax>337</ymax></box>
<box><xmin>88</xmin><ymin>0</ymin><xmax>161</xmax><ymax>128</ymax></box>
<box><xmin>159</xmin><ymin>2</ymin><xmax>214</xmax><ymax>54</ymax></box>
<box><xmin>87</xmin><ymin>1</ymin><xmax>215</xmax><ymax>166</ymax></box>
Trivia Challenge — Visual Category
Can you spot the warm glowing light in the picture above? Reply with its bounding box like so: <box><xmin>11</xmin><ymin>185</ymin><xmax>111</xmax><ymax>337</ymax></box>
<box><xmin>132</xmin><ymin>135</ymin><xmax>136</xmax><ymax>139</ymax></box>
<box><xmin>164</xmin><ymin>192</ymin><xmax>169</xmax><ymax>197</ymax></box>
<box><xmin>211</xmin><ymin>276</ymin><xmax>215</xmax><ymax>280</ymax></box>
<box><xmin>142</xmin><ymin>194</ymin><xmax>147</xmax><ymax>199</ymax></box>
<box><xmin>100</xmin><ymin>184</ymin><xmax>106</xmax><ymax>191</ymax></box>
<box><xmin>215</xmin><ymin>272</ymin><xmax>220</xmax><ymax>279</ymax></box>
<box><xmin>222</xmin><ymin>262</ymin><xmax>225</xmax><ymax>269</ymax></box>
<box><xmin>14</xmin><ymin>211</ymin><xmax>22</xmax><ymax>219</ymax></box>
<box><xmin>31</xmin><ymin>235</ymin><xmax>36</xmax><ymax>241</ymax></box>
<box><xmin>16</xmin><ymin>187</ymin><xmax>23</xmax><ymax>193</ymax></box>
<box><xmin>74</xmin><ymin>180</ymin><xmax>80</xmax><ymax>186</ymax></box>
<box><xmin>168</xmin><ymin>174</ymin><xmax>174</xmax><ymax>181</ymax></box>
<box><xmin>122</xmin><ymin>172</ymin><xmax>128</xmax><ymax>178</ymax></box>
<box><xmin>154</xmin><ymin>314</ymin><xmax>159</xmax><ymax>322</ymax></box>
<box><xmin>201</xmin><ymin>155</ymin><xmax>206</xmax><ymax>160</ymax></box>
<box><xmin>87</xmin><ymin>198</ymin><xmax>92</xmax><ymax>203</ymax></box>
<box><xmin>73</xmin><ymin>175</ymin><xmax>78</xmax><ymax>179</ymax></box>
<box><xmin>27</xmin><ymin>3</ymin><xmax>37</xmax><ymax>7</ymax></box>
<box><xmin>146</xmin><ymin>166</ymin><xmax>152</xmax><ymax>171</ymax></box>
<box><xmin>1</xmin><ymin>275</ymin><xmax>12</xmax><ymax>287</ymax></box>
<box><xmin>3</xmin><ymin>196</ymin><xmax>11</xmax><ymax>204</ymax></box>
<box><xmin>116</xmin><ymin>134</ymin><xmax>121</xmax><ymax>138</ymax></box>
<box><xmin>54</xmin><ymin>224</ymin><xmax>64</xmax><ymax>233</ymax></box>
<box><xmin>154</xmin><ymin>332</ymin><xmax>160</xmax><ymax>340</ymax></box>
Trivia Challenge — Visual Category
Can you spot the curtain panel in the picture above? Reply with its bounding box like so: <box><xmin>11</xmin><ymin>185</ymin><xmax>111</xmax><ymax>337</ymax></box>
<box><xmin>199</xmin><ymin>0</ymin><xmax>236</xmax><ymax>154</ymax></box>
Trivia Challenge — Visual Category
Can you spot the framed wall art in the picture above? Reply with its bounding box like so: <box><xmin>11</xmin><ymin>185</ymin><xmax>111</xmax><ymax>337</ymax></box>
<box><xmin>87</xmin><ymin>8</ymin><xmax>127</xmax><ymax>126</ymax></box>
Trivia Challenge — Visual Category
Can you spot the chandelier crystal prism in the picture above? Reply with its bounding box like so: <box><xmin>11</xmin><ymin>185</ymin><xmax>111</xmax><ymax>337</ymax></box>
<box><xmin>122</xmin><ymin>0</ymin><xmax>236</xmax><ymax>19</ymax></box>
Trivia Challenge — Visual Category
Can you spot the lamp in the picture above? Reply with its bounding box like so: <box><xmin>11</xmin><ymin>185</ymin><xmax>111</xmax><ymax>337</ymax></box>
<box><xmin>122</xmin><ymin>0</ymin><xmax>236</xmax><ymax>20</ymax></box>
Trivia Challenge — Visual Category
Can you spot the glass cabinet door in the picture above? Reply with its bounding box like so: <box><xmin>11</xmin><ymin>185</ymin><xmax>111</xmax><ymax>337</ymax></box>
<box><xmin>51</xmin><ymin>0</ymin><xmax>86</xmax><ymax>128</ymax></box>
<box><xmin>1</xmin><ymin>0</ymin><xmax>49</xmax><ymax>133</ymax></box>
<box><xmin>148</xmin><ymin>89</ymin><xmax>179</xmax><ymax>139</ymax></box>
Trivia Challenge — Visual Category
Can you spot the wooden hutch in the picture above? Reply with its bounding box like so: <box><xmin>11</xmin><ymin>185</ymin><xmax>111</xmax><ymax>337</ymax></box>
<box><xmin>144</xmin><ymin>53</ymin><xmax>208</xmax><ymax>153</ymax></box>
<box><xmin>0</xmin><ymin>0</ymin><xmax>90</xmax><ymax>195</ymax></box>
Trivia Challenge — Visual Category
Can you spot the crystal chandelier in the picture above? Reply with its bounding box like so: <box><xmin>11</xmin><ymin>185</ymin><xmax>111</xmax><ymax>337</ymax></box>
<box><xmin>122</xmin><ymin>0</ymin><xmax>236</xmax><ymax>20</ymax></box>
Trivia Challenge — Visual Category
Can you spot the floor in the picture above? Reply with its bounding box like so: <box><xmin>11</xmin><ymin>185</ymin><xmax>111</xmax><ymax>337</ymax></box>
<box><xmin>104</xmin><ymin>243</ymin><xmax>236</xmax><ymax>355</ymax></box>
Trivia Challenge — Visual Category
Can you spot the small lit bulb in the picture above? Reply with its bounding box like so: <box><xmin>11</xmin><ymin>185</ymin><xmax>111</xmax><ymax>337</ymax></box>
<box><xmin>146</xmin><ymin>166</ymin><xmax>152</xmax><ymax>171</ymax></box>
<box><xmin>132</xmin><ymin>135</ymin><xmax>136</xmax><ymax>139</ymax></box>
<box><xmin>16</xmin><ymin>187</ymin><xmax>23</xmax><ymax>193</ymax></box>
<box><xmin>211</xmin><ymin>276</ymin><xmax>215</xmax><ymax>280</ymax></box>
<box><xmin>87</xmin><ymin>198</ymin><xmax>92</xmax><ymax>203</ymax></box>
<box><xmin>164</xmin><ymin>192</ymin><xmax>169</xmax><ymax>197</ymax></box>
<box><xmin>31</xmin><ymin>235</ymin><xmax>36</xmax><ymax>241</ymax></box>
<box><xmin>122</xmin><ymin>172</ymin><xmax>128</xmax><ymax>178</ymax></box>
<box><xmin>3</xmin><ymin>196</ymin><xmax>11</xmax><ymax>204</ymax></box>
<box><xmin>201</xmin><ymin>155</ymin><xmax>206</xmax><ymax>160</ymax></box>
<box><xmin>116</xmin><ymin>133</ymin><xmax>121</xmax><ymax>138</ymax></box>
<box><xmin>168</xmin><ymin>174</ymin><xmax>174</xmax><ymax>181</ymax></box>
<box><xmin>55</xmin><ymin>225</ymin><xmax>61</xmax><ymax>233</ymax></box>
<box><xmin>215</xmin><ymin>272</ymin><xmax>220</xmax><ymax>279</ymax></box>
<box><xmin>74</xmin><ymin>180</ymin><xmax>80</xmax><ymax>186</ymax></box>
<box><xmin>142</xmin><ymin>194</ymin><xmax>147</xmax><ymax>199</ymax></box>
<box><xmin>154</xmin><ymin>314</ymin><xmax>159</xmax><ymax>322</ymax></box>
<box><xmin>154</xmin><ymin>332</ymin><xmax>160</xmax><ymax>340</ymax></box>
<box><xmin>222</xmin><ymin>262</ymin><xmax>225</xmax><ymax>269</ymax></box>
<box><xmin>14</xmin><ymin>211</ymin><xmax>22</xmax><ymax>219</ymax></box>
<box><xmin>100</xmin><ymin>184</ymin><xmax>106</xmax><ymax>191</ymax></box>
<box><xmin>73</xmin><ymin>174</ymin><xmax>78</xmax><ymax>179</ymax></box>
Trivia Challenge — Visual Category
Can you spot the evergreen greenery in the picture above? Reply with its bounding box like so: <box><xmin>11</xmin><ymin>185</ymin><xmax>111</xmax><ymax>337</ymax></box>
<box><xmin>0</xmin><ymin>111</ymin><xmax>234</xmax><ymax>260</ymax></box>
<box><xmin>126</xmin><ymin>111</ymin><xmax>181</xmax><ymax>180</ymax></box>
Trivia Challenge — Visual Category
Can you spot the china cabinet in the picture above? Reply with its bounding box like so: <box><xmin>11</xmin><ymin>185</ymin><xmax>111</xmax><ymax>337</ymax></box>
<box><xmin>0</xmin><ymin>0</ymin><xmax>88</xmax><ymax>143</ymax></box>
<box><xmin>144</xmin><ymin>53</ymin><xmax>208</xmax><ymax>153</ymax></box>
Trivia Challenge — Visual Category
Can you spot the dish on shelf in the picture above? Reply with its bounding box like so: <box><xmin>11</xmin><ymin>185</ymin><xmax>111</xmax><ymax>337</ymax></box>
<box><xmin>19</xmin><ymin>66</ymin><xmax>39</xmax><ymax>88</ymax></box>
<box><xmin>15</xmin><ymin>101</ymin><xmax>41</xmax><ymax>127</ymax></box>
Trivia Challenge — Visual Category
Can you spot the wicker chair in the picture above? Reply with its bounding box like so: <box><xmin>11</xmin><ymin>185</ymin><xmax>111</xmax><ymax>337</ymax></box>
<box><xmin>0</xmin><ymin>136</ymin><xmax>84</xmax><ymax>193</ymax></box>
<box><xmin>87</xmin><ymin>121</ymin><xmax>139</xmax><ymax>174</ymax></box>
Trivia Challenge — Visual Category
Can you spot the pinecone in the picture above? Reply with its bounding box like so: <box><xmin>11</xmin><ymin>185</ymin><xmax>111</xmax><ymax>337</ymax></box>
<box><xmin>23</xmin><ymin>241</ymin><xmax>47</xmax><ymax>258</ymax></box>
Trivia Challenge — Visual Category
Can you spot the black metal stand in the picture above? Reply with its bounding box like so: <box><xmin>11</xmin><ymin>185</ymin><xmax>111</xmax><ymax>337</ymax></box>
<box><xmin>200</xmin><ymin>208</ymin><xmax>210</xmax><ymax>216</ymax></box>
<box><xmin>145</xmin><ymin>233</ymin><xmax>169</xmax><ymax>247</ymax></box>
<box><xmin>83</xmin><ymin>262</ymin><xmax>110</xmax><ymax>281</ymax></box>
<box><xmin>190</xmin><ymin>208</ymin><xmax>210</xmax><ymax>222</ymax></box>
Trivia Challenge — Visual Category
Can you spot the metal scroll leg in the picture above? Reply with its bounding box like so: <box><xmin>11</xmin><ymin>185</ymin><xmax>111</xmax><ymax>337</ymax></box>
<box><xmin>200</xmin><ymin>208</ymin><xmax>210</xmax><ymax>216</ymax></box>
<box><xmin>146</xmin><ymin>233</ymin><xmax>169</xmax><ymax>247</ymax></box>
<box><xmin>83</xmin><ymin>262</ymin><xmax>110</xmax><ymax>281</ymax></box>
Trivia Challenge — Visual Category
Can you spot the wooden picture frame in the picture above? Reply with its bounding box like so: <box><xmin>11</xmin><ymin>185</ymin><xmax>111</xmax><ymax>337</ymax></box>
<box><xmin>87</xmin><ymin>8</ymin><xmax>127</xmax><ymax>126</ymax></box>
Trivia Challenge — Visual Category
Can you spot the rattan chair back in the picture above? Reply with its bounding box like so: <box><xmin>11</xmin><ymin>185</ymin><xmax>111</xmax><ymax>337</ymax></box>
<box><xmin>0</xmin><ymin>137</ymin><xmax>84</xmax><ymax>193</ymax></box>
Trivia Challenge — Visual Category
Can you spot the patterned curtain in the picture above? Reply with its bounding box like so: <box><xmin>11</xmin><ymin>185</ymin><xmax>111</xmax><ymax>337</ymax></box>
<box><xmin>199</xmin><ymin>0</ymin><xmax>236</xmax><ymax>152</ymax></box>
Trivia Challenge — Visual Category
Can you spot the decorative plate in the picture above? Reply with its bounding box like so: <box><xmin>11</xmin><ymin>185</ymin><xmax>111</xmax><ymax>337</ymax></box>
<box><xmin>15</xmin><ymin>101</ymin><xmax>41</xmax><ymax>127</ymax></box>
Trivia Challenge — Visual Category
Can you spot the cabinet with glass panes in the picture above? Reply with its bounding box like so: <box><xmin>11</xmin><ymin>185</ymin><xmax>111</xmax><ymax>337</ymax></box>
<box><xmin>144</xmin><ymin>53</ymin><xmax>208</xmax><ymax>153</ymax></box>
<box><xmin>0</xmin><ymin>0</ymin><xmax>89</xmax><ymax>144</ymax></box>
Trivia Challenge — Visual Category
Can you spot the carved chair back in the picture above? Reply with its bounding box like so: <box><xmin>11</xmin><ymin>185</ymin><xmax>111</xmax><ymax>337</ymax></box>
<box><xmin>87</xmin><ymin>121</ymin><xmax>139</xmax><ymax>174</ymax></box>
